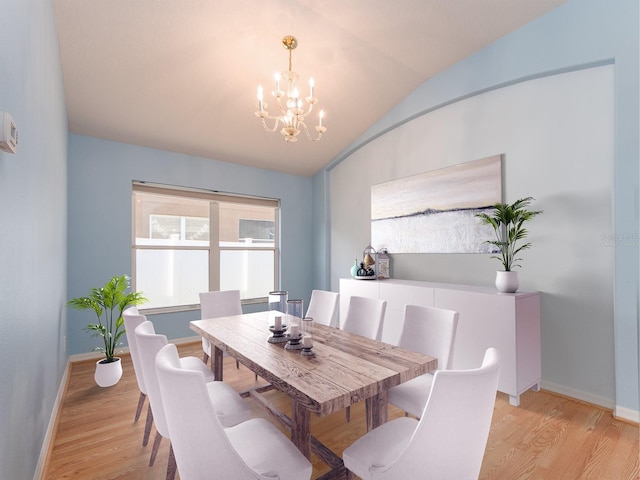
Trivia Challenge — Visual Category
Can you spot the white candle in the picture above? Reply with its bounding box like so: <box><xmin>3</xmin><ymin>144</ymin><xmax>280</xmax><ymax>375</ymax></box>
<box><xmin>274</xmin><ymin>315</ymin><xmax>282</xmax><ymax>331</ymax></box>
<box><xmin>290</xmin><ymin>325</ymin><xmax>300</xmax><ymax>338</ymax></box>
<box><xmin>309</xmin><ymin>78</ymin><xmax>315</xmax><ymax>98</ymax></box>
<box><xmin>319</xmin><ymin>110</ymin><xmax>324</xmax><ymax>128</ymax></box>
<box><xmin>302</xmin><ymin>335</ymin><xmax>313</xmax><ymax>348</ymax></box>
<box><xmin>257</xmin><ymin>86</ymin><xmax>263</xmax><ymax>111</ymax></box>
<box><xmin>274</xmin><ymin>73</ymin><xmax>281</xmax><ymax>93</ymax></box>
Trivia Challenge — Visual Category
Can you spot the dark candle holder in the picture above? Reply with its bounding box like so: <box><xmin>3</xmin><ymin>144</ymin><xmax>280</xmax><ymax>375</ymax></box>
<box><xmin>285</xmin><ymin>332</ymin><xmax>303</xmax><ymax>350</ymax></box>
<box><xmin>268</xmin><ymin>325</ymin><xmax>288</xmax><ymax>344</ymax></box>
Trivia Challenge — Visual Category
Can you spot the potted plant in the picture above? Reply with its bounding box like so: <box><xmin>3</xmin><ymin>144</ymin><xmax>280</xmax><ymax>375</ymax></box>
<box><xmin>476</xmin><ymin>197</ymin><xmax>542</xmax><ymax>293</ymax></box>
<box><xmin>67</xmin><ymin>274</ymin><xmax>147</xmax><ymax>387</ymax></box>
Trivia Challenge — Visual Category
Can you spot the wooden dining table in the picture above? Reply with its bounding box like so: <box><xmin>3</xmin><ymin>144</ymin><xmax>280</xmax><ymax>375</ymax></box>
<box><xmin>190</xmin><ymin>311</ymin><xmax>437</xmax><ymax>479</ymax></box>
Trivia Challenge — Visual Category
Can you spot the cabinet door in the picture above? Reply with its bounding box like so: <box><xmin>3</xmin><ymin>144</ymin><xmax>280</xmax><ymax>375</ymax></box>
<box><xmin>379</xmin><ymin>283</ymin><xmax>435</xmax><ymax>345</ymax></box>
<box><xmin>435</xmin><ymin>289</ymin><xmax>517</xmax><ymax>397</ymax></box>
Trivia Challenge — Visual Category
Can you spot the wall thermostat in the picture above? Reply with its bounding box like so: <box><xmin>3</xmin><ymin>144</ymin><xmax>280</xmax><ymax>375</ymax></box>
<box><xmin>0</xmin><ymin>112</ymin><xmax>18</xmax><ymax>153</ymax></box>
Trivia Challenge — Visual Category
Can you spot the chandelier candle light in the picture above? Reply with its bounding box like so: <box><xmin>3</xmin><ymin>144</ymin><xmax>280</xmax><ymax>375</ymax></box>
<box><xmin>255</xmin><ymin>35</ymin><xmax>327</xmax><ymax>143</ymax></box>
<box><xmin>268</xmin><ymin>290</ymin><xmax>289</xmax><ymax>344</ymax></box>
<box><xmin>285</xmin><ymin>299</ymin><xmax>304</xmax><ymax>350</ymax></box>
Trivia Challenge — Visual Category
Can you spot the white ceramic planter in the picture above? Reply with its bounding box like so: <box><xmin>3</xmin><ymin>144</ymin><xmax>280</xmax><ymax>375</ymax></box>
<box><xmin>495</xmin><ymin>271</ymin><xmax>519</xmax><ymax>293</ymax></box>
<box><xmin>94</xmin><ymin>357</ymin><xmax>123</xmax><ymax>387</ymax></box>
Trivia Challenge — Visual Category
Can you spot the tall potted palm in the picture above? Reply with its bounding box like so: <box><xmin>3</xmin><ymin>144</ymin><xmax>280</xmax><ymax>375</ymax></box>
<box><xmin>476</xmin><ymin>197</ymin><xmax>542</xmax><ymax>293</ymax></box>
<box><xmin>67</xmin><ymin>275</ymin><xmax>147</xmax><ymax>386</ymax></box>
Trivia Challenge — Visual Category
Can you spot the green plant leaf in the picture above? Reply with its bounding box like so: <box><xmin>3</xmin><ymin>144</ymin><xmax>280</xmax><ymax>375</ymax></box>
<box><xmin>475</xmin><ymin>197</ymin><xmax>542</xmax><ymax>271</ymax></box>
<box><xmin>67</xmin><ymin>274</ymin><xmax>148</xmax><ymax>363</ymax></box>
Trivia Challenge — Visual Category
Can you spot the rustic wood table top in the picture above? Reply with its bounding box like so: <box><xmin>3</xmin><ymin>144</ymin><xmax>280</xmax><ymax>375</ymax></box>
<box><xmin>191</xmin><ymin>311</ymin><xmax>437</xmax><ymax>417</ymax></box>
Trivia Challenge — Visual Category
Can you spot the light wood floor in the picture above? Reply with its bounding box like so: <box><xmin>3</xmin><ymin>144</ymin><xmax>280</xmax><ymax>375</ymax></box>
<box><xmin>43</xmin><ymin>342</ymin><xmax>639</xmax><ymax>479</ymax></box>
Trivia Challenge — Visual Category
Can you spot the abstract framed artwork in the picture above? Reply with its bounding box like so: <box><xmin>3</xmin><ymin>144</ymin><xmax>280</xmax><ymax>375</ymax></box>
<box><xmin>371</xmin><ymin>155</ymin><xmax>502</xmax><ymax>253</ymax></box>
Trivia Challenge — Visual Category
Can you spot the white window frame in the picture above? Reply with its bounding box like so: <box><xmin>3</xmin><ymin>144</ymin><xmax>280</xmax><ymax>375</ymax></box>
<box><xmin>132</xmin><ymin>182</ymin><xmax>280</xmax><ymax>313</ymax></box>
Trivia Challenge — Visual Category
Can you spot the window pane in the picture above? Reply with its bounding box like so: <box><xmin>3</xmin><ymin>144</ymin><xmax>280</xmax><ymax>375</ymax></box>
<box><xmin>219</xmin><ymin>203</ymin><xmax>275</xmax><ymax>248</ymax></box>
<box><xmin>136</xmin><ymin>249</ymin><xmax>208</xmax><ymax>308</ymax></box>
<box><xmin>220</xmin><ymin>250</ymin><xmax>274</xmax><ymax>299</ymax></box>
<box><xmin>239</xmin><ymin>219</ymin><xmax>275</xmax><ymax>243</ymax></box>
<box><xmin>134</xmin><ymin>192</ymin><xmax>210</xmax><ymax>246</ymax></box>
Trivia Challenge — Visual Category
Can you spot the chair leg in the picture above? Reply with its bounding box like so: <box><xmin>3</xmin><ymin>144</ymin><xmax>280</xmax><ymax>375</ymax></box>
<box><xmin>345</xmin><ymin>406</ymin><xmax>351</xmax><ymax>422</ymax></box>
<box><xmin>203</xmin><ymin>352</ymin><xmax>210</xmax><ymax>365</ymax></box>
<box><xmin>143</xmin><ymin>403</ymin><xmax>154</xmax><ymax>447</ymax></box>
<box><xmin>236</xmin><ymin>359</ymin><xmax>240</xmax><ymax>369</ymax></box>
<box><xmin>149</xmin><ymin>432</ymin><xmax>162</xmax><ymax>466</ymax></box>
<box><xmin>166</xmin><ymin>443</ymin><xmax>177</xmax><ymax>480</ymax></box>
<box><xmin>134</xmin><ymin>392</ymin><xmax>146</xmax><ymax>422</ymax></box>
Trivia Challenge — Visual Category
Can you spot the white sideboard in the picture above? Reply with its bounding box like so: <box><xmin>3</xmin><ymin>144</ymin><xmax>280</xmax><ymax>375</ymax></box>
<box><xmin>339</xmin><ymin>278</ymin><xmax>541</xmax><ymax>406</ymax></box>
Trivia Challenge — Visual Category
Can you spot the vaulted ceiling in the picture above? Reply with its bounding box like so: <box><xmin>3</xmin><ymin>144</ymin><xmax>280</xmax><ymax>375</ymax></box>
<box><xmin>54</xmin><ymin>0</ymin><xmax>567</xmax><ymax>176</ymax></box>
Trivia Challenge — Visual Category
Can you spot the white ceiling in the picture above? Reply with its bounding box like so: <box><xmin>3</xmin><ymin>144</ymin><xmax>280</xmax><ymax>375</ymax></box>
<box><xmin>54</xmin><ymin>0</ymin><xmax>567</xmax><ymax>177</ymax></box>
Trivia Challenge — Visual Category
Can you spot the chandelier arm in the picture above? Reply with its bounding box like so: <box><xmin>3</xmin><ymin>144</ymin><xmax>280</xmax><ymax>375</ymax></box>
<box><xmin>274</xmin><ymin>96</ymin><xmax>290</xmax><ymax>117</ymax></box>
<box><xmin>298</xmin><ymin>120</ymin><xmax>324</xmax><ymax>142</ymax></box>
<box><xmin>301</xmin><ymin>102</ymin><xmax>314</xmax><ymax>117</ymax></box>
<box><xmin>260</xmin><ymin>117</ymin><xmax>281</xmax><ymax>133</ymax></box>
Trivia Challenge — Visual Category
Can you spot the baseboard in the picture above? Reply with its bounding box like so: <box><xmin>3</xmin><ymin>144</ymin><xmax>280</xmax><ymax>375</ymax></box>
<box><xmin>614</xmin><ymin>405</ymin><xmax>640</xmax><ymax>424</ymax></box>
<box><xmin>541</xmin><ymin>380</ymin><xmax>615</xmax><ymax>411</ymax></box>
<box><xmin>171</xmin><ymin>335</ymin><xmax>201</xmax><ymax>346</ymax></box>
<box><xmin>66</xmin><ymin>336</ymin><xmax>200</xmax><ymax>363</ymax></box>
<box><xmin>33</xmin><ymin>361</ymin><xmax>71</xmax><ymax>480</ymax></box>
<box><xmin>67</xmin><ymin>350</ymin><xmax>104</xmax><ymax>362</ymax></box>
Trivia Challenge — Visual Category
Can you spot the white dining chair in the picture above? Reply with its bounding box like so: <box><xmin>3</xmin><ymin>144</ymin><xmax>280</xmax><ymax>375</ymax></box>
<box><xmin>341</xmin><ymin>295</ymin><xmax>387</xmax><ymax>421</ymax></box>
<box><xmin>306</xmin><ymin>289</ymin><xmax>340</xmax><ymax>327</ymax></box>
<box><xmin>155</xmin><ymin>342</ymin><xmax>313</xmax><ymax>480</ymax></box>
<box><xmin>135</xmin><ymin>320</ymin><xmax>251</xmax><ymax>479</ymax></box>
<box><xmin>343</xmin><ymin>347</ymin><xmax>501</xmax><ymax>480</ymax></box>
<box><xmin>199</xmin><ymin>290</ymin><xmax>242</xmax><ymax>366</ymax></box>
<box><xmin>122</xmin><ymin>309</ymin><xmax>154</xmax><ymax>446</ymax></box>
<box><xmin>388</xmin><ymin>304</ymin><xmax>459</xmax><ymax>418</ymax></box>
<box><xmin>341</xmin><ymin>295</ymin><xmax>387</xmax><ymax>341</ymax></box>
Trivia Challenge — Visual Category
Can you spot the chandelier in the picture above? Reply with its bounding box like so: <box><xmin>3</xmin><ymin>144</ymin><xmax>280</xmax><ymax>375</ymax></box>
<box><xmin>255</xmin><ymin>36</ymin><xmax>326</xmax><ymax>143</ymax></box>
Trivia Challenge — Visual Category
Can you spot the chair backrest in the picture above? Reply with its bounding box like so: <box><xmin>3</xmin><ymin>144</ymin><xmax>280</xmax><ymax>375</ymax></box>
<box><xmin>155</xmin><ymin>343</ymin><xmax>262</xmax><ymax>479</ymax></box>
<box><xmin>123</xmin><ymin>306</ymin><xmax>139</xmax><ymax>316</ymax></box>
<box><xmin>397</xmin><ymin>305</ymin><xmax>459</xmax><ymax>371</ymax></box>
<box><xmin>122</xmin><ymin>310</ymin><xmax>148</xmax><ymax>394</ymax></box>
<box><xmin>134</xmin><ymin>320</ymin><xmax>171</xmax><ymax>438</ymax></box>
<box><xmin>199</xmin><ymin>290</ymin><xmax>242</xmax><ymax>319</ymax></box>
<box><xmin>341</xmin><ymin>296</ymin><xmax>387</xmax><ymax>341</ymax></box>
<box><xmin>306</xmin><ymin>290</ymin><xmax>340</xmax><ymax>327</ymax></box>
<box><xmin>374</xmin><ymin>348</ymin><xmax>501</xmax><ymax>480</ymax></box>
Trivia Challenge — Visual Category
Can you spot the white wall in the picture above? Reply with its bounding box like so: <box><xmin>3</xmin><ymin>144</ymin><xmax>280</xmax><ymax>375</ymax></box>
<box><xmin>330</xmin><ymin>66</ymin><xmax>615</xmax><ymax>407</ymax></box>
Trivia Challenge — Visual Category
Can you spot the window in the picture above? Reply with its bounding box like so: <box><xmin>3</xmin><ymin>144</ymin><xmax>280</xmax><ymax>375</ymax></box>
<box><xmin>132</xmin><ymin>182</ymin><xmax>279</xmax><ymax>311</ymax></box>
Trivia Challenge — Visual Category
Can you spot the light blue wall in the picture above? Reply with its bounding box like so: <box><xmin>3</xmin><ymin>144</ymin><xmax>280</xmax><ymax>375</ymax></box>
<box><xmin>311</xmin><ymin>170</ymin><xmax>331</xmax><ymax>290</ymax></box>
<box><xmin>0</xmin><ymin>0</ymin><xmax>68</xmax><ymax>478</ymax></box>
<box><xmin>67</xmin><ymin>134</ymin><xmax>313</xmax><ymax>355</ymax></box>
<box><xmin>320</xmin><ymin>0</ymin><xmax>639</xmax><ymax>414</ymax></box>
